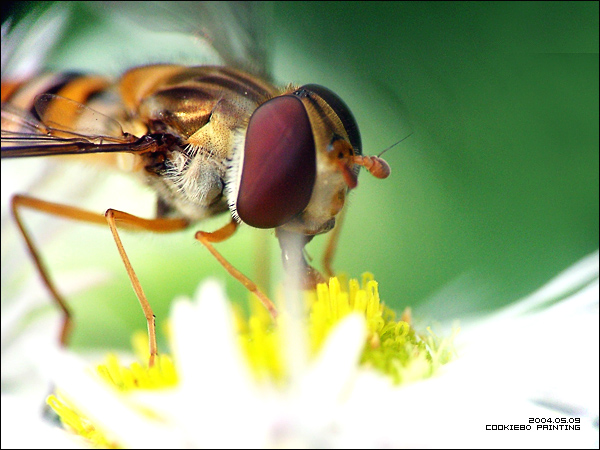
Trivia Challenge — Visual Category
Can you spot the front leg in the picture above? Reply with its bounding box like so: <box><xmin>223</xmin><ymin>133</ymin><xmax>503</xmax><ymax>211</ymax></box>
<box><xmin>195</xmin><ymin>220</ymin><xmax>278</xmax><ymax>319</ymax></box>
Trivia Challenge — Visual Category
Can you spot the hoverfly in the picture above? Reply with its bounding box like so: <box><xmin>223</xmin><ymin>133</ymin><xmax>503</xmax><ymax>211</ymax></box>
<box><xmin>1</xmin><ymin>2</ymin><xmax>390</xmax><ymax>365</ymax></box>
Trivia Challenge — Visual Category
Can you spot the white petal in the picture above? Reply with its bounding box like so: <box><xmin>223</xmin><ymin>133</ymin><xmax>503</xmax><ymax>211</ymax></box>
<box><xmin>271</xmin><ymin>315</ymin><xmax>367</xmax><ymax>446</ymax></box>
<box><xmin>45</xmin><ymin>350</ymin><xmax>182</xmax><ymax>448</ymax></box>
<box><xmin>339</xmin><ymin>251</ymin><xmax>599</xmax><ymax>449</ymax></box>
<box><xmin>298</xmin><ymin>314</ymin><xmax>366</xmax><ymax>403</ymax></box>
<box><xmin>168</xmin><ymin>279</ymin><xmax>269</xmax><ymax>448</ymax></box>
<box><xmin>1</xmin><ymin>394</ymin><xmax>83</xmax><ymax>449</ymax></box>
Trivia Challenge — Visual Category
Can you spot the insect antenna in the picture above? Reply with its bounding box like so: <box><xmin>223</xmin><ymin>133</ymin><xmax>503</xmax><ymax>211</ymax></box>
<box><xmin>377</xmin><ymin>131</ymin><xmax>413</xmax><ymax>158</ymax></box>
<box><xmin>351</xmin><ymin>131</ymin><xmax>413</xmax><ymax>180</ymax></box>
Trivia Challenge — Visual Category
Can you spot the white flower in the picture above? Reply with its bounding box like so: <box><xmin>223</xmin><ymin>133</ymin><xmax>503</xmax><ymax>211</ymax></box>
<box><xmin>346</xmin><ymin>251</ymin><xmax>599</xmax><ymax>449</ymax></box>
<box><xmin>36</xmin><ymin>280</ymin><xmax>369</xmax><ymax>448</ymax></box>
<box><xmin>2</xmin><ymin>253</ymin><xmax>598</xmax><ymax>448</ymax></box>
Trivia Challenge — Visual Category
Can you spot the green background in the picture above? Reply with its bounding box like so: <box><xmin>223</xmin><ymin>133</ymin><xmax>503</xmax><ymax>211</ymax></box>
<box><xmin>272</xmin><ymin>2</ymin><xmax>599</xmax><ymax>319</ymax></box>
<box><xmin>2</xmin><ymin>2</ymin><xmax>598</xmax><ymax>349</ymax></box>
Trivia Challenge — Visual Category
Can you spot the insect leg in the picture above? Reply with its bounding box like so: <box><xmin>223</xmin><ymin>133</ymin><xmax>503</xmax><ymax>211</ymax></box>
<box><xmin>195</xmin><ymin>220</ymin><xmax>278</xmax><ymax>319</ymax></box>
<box><xmin>11</xmin><ymin>194</ymin><xmax>112</xmax><ymax>347</ymax></box>
<box><xmin>104</xmin><ymin>209</ymin><xmax>188</xmax><ymax>366</ymax></box>
<box><xmin>10</xmin><ymin>194</ymin><xmax>188</xmax><ymax>366</ymax></box>
<box><xmin>322</xmin><ymin>205</ymin><xmax>347</xmax><ymax>278</ymax></box>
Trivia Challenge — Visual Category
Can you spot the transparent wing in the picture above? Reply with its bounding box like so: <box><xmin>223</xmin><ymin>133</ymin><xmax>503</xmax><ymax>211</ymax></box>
<box><xmin>2</xmin><ymin>1</ymin><xmax>273</xmax><ymax>156</ymax></box>
<box><xmin>110</xmin><ymin>1</ymin><xmax>273</xmax><ymax>79</ymax></box>
<box><xmin>2</xmin><ymin>2</ymin><xmax>272</xmax><ymax>79</ymax></box>
<box><xmin>1</xmin><ymin>3</ymin><xmax>71</xmax><ymax>78</ymax></box>
<box><xmin>0</xmin><ymin>95</ymin><xmax>157</xmax><ymax>159</ymax></box>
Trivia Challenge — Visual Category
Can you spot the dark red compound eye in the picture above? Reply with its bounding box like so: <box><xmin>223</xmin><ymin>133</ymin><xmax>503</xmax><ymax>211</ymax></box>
<box><xmin>236</xmin><ymin>95</ymin><xmax>316</xmax><ymax>229</ymax></box>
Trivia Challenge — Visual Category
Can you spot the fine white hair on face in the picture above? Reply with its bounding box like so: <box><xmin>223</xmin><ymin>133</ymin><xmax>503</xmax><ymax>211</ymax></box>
<box><xmin>223</xmin><ymin>126</ymin><xmax>247</xmax><ymax>223</ymax></box>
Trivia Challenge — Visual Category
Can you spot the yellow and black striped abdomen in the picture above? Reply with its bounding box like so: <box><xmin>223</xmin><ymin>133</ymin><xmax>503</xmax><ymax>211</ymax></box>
<box><xmin>1</xmin><ymin>72</ymin><xmax>131</xmax><ymax>141</ymax></box>
<box><xmin>2</xmin><ymin>72</ymin><xmax>112</xmax><ymax>116</ymax></box>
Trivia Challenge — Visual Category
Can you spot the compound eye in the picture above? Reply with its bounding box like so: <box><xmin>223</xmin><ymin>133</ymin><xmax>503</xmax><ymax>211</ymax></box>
<box><xmin>237</xmin><ymin>95</ymin><xmax>316</xmax><ymax>229</ymax></box>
